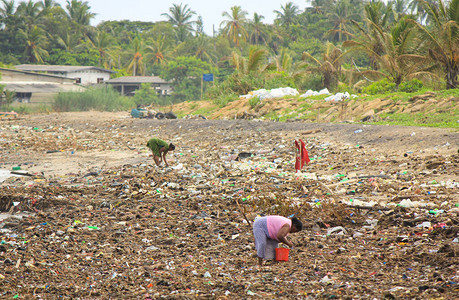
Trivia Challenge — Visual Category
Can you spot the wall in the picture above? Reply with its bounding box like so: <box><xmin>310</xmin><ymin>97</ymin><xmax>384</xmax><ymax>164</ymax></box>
<box><xmin>67</xmin><ymin>70</ymin><xmax>111</xmax><ymax>85</ymax></box>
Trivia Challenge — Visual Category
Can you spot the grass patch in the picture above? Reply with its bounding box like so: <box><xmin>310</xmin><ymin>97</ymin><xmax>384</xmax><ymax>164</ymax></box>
<box><xmin>372</xmin><ymin>111</ymin><xmax>459</xmax><ymax>128</ymax></box>
<box><xmin>54</xmin><ymin>86</ymin><xmax>134</xmax><ymax>112</ymax></box>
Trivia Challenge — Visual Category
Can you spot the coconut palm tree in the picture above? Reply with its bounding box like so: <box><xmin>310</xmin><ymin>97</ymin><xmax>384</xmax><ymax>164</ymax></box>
<box><xmin>410</xmin><ymin>0</ymin><xmax>459</xmax><ymax>89</ymax></box>
<box><xmin>125</xmin><ymin>36</ymin><xmax>147</xmax><ymax>76</ymax></box>
<box><xmin>146</xmin><ymin>35</ymin><xmax>172</xmax><ymax>65</ymax></box>
<box><xmin>65</xmin><ymin>0</ymin><xmax>95</xmax><ymax>26</ymax></box>
<box><xmin>344</xmin><ymin>16</ymin><xmax>433</xmax><ymax>87</ymax></box>
<box><xmin>302</xmin><ymin>43</ymin><xmax>345</xmax><ymax>90</ymax></box>
<box><xmin>19</xmin><ymin>25</ymin><xmax>49</xmax><ymax>63</ymax></box>
<box><xmin>220</xmin><ymin>6</ymin><xmax>248</xmax><ymax>47</ymax></box>
<box><xmin>161</xmin><ymin>3</ymin><xmax>196</xmax><ymax>43</ymax></box>
<box><xmin>248</xmin><ymin>13</ymin><xmax>269</xmax><ymax>45</ymax></box>
<box><xmin>344</xmin><ymin>1</ymin><xmax>393</xmax><ymax>70</ymax></box>
<box><xmin>83</xmin><ymin>29</ymin><xmax>114</xmax><ymax>67</ymax></box>
<box><xmin>274</xmin><ymin>2</ymin><xmax>300</xmax><ymax>27</ymax></box>
<box><xmin>326</xmin><ymin>0</ymin><xmax>356</xmax><ymax>42</ymax></box>
<box><xmin>0</xmin><ymin>0</ymin><xmax>17</xmax><ymax>30</ymax></box>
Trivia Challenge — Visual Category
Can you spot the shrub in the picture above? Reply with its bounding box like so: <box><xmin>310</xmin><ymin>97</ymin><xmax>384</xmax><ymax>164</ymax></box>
<box><xmin>249</xmin><ymin>96</ymin><xmax>261</xmax><ymax>108</ymax></box>
<box><xmin>399</xmin><ymin>79</ymin><xmax>424</xmax><ymax>93</ymax></box>
<box><xmin>296</xmin><ymin>74</ymin><xmax>324</xmax><ymax>92</ymax></box>
<box><xmin>132</xmin><ymin>83</ymin><xmax>159</xmax><ymax>106</ymax></box>
<box><xmin>54</xmin><ymin>86</ymin><xmax>135</xmax><ymax>112</ymax></box>
<box><xmin>264</xmin><ymin>72</ymin><xmax>296</xmax><ymax>90</ymax></box>
<box><xmin>212</xmin><ymin>93</ymin><xmax>238</xmax><ymax>108</ymax></box>
<box><xmin>362</xmin><ymin>78</ymin><xmax>396</xmax><ymax>95</ymax></box>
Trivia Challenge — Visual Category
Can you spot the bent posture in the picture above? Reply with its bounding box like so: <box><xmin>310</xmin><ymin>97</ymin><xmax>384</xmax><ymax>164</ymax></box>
<box><xmin>146</xmin><ymin>138</ymin><xmax>175</xmax><ymax>167</ymax></box>
<box><xmin>253</xmin><ymin>215</ymin><xmax>303</xmax><ymax>266</ymax></box>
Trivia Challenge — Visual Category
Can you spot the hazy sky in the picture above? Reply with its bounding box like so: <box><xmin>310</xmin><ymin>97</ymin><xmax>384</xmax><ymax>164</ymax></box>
<box><xmin>54</xmin><ymin>0</ymin><xmax>310</xmax><ymax>34</ymax></box>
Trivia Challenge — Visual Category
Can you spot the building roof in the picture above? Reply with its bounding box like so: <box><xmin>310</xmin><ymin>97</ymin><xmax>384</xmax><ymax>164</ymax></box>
<box><xmin>15</xmin><ymin>64</ymin><xmax>115</xmax><ymax>74</ymax></box>
<box><xmin>105</xmin><ymin>76</ymin><xmax>170</xmax><ymax>84</ymax></box>
<box><xmin>0</xmin><ymin>67</ymin><xmax>76</xmax><ymax>82</ymax></box>
<box><xmin>2</xmin><ymin>83</ymin><xmax>84</xmax><ymax>93</ymax></box>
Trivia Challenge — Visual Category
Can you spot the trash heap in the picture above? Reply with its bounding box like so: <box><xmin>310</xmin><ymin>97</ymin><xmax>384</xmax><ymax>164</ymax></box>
<box><xmin>0</xmin><ymin>113</ymin><xmax>458</xmax><ymax>299</ymax></box>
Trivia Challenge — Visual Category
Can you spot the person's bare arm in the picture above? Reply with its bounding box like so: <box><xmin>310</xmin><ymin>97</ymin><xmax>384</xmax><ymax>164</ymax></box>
<box><xmin>160</xmin><ymin>148</ymin><xmax>169</xmax><ymax>167</ymax></box>
<box><xmin>277</xmin><ymin>224</ymin><xmax>293</xmax><ymax>247</ymax></box>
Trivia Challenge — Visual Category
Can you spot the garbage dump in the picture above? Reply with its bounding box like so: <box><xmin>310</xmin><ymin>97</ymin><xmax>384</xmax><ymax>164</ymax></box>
<box><xmin>0</xmin><ymin>112</ymin><xmax>458</xmax><ymax>299</ymax></box>
<box><xmin>131</xmin><ymin>108</ymin><xmax>177</xmax><ymax>119</ymax></box>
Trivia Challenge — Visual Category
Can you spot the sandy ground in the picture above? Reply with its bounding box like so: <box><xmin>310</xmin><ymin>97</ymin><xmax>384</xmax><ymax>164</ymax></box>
<box><xmin>2</xmin><ymin>111</ymin><xmax>458</xmax><ymax>177</ymax></box>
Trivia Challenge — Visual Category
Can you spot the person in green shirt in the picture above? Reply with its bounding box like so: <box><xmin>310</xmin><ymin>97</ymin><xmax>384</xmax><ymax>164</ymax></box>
<box><xmin>146</xmin><ymin>138</ymin><xmax>175</xmax><ymax>167</ymax></box>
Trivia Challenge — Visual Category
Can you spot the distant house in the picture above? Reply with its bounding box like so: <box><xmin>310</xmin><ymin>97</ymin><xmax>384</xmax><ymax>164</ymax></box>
<box><xmin>15</xmin><ymin>64</ymin><xmax>115</xmax><ymax>85</ymax></box>
<box><xmin>0</xmin><ymin>67</ymin><xmax>84</xmax><ymax>103</ymax></box>
<box><xmin>104</xmin><ymin>76</ymin><xmax>172</xmax><ymax>96</ymax></box>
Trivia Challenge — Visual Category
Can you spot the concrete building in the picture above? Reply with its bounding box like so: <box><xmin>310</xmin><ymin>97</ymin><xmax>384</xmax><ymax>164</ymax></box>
<box><xmin>104</xmin><ymin>76</ymin><xmax>172</xmax><ymax>96</ymax></box>
<box><xmin>0</xmin><ymin>67</ymin><xmax>84</xmax><ymax>103</ymax></box>
<box><xmin>15</xmin><ymin>64</ymin><xmax>115</xmax><ymax>85</ymax></box>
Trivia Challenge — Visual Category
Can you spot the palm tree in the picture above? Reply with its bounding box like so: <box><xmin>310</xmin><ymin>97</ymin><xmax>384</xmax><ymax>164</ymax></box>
<box><xmin>19</xmin><ymin>25</ymin><xmax>49</xmax><ymax>63</ymax></box>
<box><xmin>125</xmin><ymin>36</ymin><xmax>147</xmax><ymax>76</ymax></box>
<box><xmin>269</xmin><ymin>47</ymin><xmax>309</xmax><ymax>82</ymax></box>
<box><xmin>408</xmin><ymin>0</ymin><xmax>438</xmax><ymax>24</ymax></box>
<box><xmin>191</xmin><ymin>34</ymin><xmax>216</xmax><ymax>64</ymax></box>
<box><xmin>161</xmin><ymin>3</ymin><xmax>196</xmax><ymax>43</ymax></box>
<box><xmin>220</xmin><ymin>6</ymin><xmax>248</xmax><ymax>47</ymax></box>
<box><xmin>388</xmin><ymin>0</ymin><xmax>410</xmax><ymax>22</ymax></box>
<box><xmin>65</xmin><ymin>0</ymin><xmax>95</xmax><ymax>26</ymax></box>
<box><xmin>326</xmin><ymin>0</ymin><xmax>355</xmax><ymax>42</ymax></box>
<box><xmin>274</xmin><ymin>2</ymin><xmax>300</xmax><ymax>27</ymax></box>
<box><xmin>302</xmin><ymin>43</ymin><xmax>344</xmax><ymax>90</ymax></box>
<box><xmin>231</xmin><ymin>47</ymin><xmax>269</xmax><ymax>75</ymax></box>
<box><xmin>248</xmin><ymin>13</ymin><xmax>269</xmax><ymax>45</ymax></box>
<box><xmin>83</xmin><ymin>29</ymin><xmax>114</xmax><ymax>67</ymax></box>
<box><xmin>146</xmin><ymin>35</ymin><xmax>172</xmax><ymax>65</ymax></box>
<box><xmin>410</xmin><ymin>0</ymin><xmax>459</xmax><ymax>89</ymax></box>
<box><xmin>0</xmin><ymin>0</ymin><xmax>17</xmax><ymax>30</ymax></box>
<box><xmin>344</xmin><ymin>1</ymin><xmax>393</xmax><ymax>70</ymax></box>
<box><xmin>344</xmin><ymin>16</ymin><xmax>433</xmax><ymax>87</ymax></box>
<box><xmin>16</xmin><ymin>0</ymin><xmax>42</xmax><ymax>20</ymax></box>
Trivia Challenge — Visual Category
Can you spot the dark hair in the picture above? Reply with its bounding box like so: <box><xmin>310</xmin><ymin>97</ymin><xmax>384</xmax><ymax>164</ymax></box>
<box><xmin>168</xmin><ymin>143</ymin><xmax>176</xmax><ymax>150</ymax></box>
<box><xmin>291</xmin><ymin>217</ymin><xmax>303</xmax><ymax>231</ymax></box>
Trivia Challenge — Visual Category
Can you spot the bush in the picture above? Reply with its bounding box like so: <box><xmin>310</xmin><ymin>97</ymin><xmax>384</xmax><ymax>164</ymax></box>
<box><xmin>132</xmin><ymin>83</ymin><xmax>159</xmax><ymax>106</ymax></box>
<box><xmin>362</xmin><ymin>78</ymin><xmax>396</xmax><ymax>95</ymax></box>
<box><xmin>248</xmin><ymin>96</ymin><xmax>261</xmax><ymax>108</ymax></box>
<box><xmin>212</xmin><ymin>93</ymin><xmax>238</xmax><ymax>108</ymax></box>
<box><xmin>399</xmin><ymin>79</ymin><xmax>424</xmax><ymax>93</ymax></box>
<box><xmin>54</xmin><ymin>86</ymin><xmax>135</xmax><ymax>112</ymax></box>
<box><xmin>264</xmin><ymin>72</ymin><xmax>296</xmax><ymax>90</ymax></box>
<box><xmin>296</xmin><ymin>74</ymin><xmax>324</xmax><ymax>92</ymax></box>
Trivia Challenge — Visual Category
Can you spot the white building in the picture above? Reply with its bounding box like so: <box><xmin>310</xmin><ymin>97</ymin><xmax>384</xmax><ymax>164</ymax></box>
<box><xmin>0</xmin><ymin>67</ymin><xmax>84</xmax><ymax>103</ymax></box>
<box><xmin>15</xmin><ymin>64</ymin><xmax>115</xmax><ymax>85</ymax></box>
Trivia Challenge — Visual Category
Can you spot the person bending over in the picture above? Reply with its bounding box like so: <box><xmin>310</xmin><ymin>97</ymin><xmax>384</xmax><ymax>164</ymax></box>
<box><xmin>253</xmin><ymin>215</ymin><xmax>303</xmax><ymax>266</ymax></box>
<box><xmin>146</xmin><ymin>138</ymin><xmax>175</xmax><ymax>167</ymax></box>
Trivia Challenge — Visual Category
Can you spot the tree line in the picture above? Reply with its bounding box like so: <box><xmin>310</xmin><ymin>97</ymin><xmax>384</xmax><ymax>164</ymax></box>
<box><xmin>0</xmin><ymin>0</ymin><xmax>458</xmax><ymax>104</ymax></box>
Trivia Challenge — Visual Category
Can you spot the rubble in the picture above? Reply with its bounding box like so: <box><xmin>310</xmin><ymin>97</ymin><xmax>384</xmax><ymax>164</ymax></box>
<box><xmin>0</xmin><ymin>112</ymin><xmax>458</xmax><ymax>299</ymax></box>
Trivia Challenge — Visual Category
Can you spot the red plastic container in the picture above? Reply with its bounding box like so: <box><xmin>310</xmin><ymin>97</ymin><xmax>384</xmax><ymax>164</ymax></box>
<box><xmin>275</xmin><ymin>247</ymin><xmax>289</xmax><ymax>261</ymax></box>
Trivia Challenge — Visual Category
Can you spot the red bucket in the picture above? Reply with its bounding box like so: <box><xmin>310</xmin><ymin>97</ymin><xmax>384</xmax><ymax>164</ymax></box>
<box><xmin>275</xmin><ymin>247</ymin><xmax>289</xmax><ymax>261</ymax></box>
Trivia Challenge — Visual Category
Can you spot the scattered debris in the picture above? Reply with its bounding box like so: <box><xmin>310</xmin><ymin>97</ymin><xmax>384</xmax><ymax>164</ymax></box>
<box><xmin>0</xmin><ymin>112</ymin><xmax>457</xmax><ymax>299</ymax></box>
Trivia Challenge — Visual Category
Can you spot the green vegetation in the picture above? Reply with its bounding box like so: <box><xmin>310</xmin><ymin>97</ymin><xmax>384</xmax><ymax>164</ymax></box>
<box><xmin>248</xmin><ymin>96</ymin><xmax>261</xmax><ymax>108</ymax></box>
<box><xmin>0</xmin><ymin>0</ymin><xmax>457</xmax><ymax>128</ymax></box>
<box><xmin>1</xmin><ymin>0</ymin><xmax>457</xmax><ymax>103</ymax></box>
<box><xmin>53</xmin><ymin>86</ymin><xmax>134</xmax><ymax>111</ymax></box>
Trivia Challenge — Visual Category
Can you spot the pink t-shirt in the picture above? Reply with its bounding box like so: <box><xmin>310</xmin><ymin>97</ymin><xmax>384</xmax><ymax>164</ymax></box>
<box><xmin>267</xmin><ymin>216</ymin><xmax>291</xmax><ymax>241</ymax></box>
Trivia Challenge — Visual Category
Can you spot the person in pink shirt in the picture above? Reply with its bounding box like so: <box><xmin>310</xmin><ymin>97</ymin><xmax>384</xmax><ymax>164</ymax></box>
<box><xmin>252</xmin><ymin>215</ymin><xmax>303</xmax><ymax>266</ymax></box>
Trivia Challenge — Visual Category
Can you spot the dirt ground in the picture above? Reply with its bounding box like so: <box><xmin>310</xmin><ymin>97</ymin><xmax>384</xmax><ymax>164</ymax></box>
<box><xmin>0</xmin><ymin>111</ymin><xmax>458</xmax><ymax>299</ymax></box>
